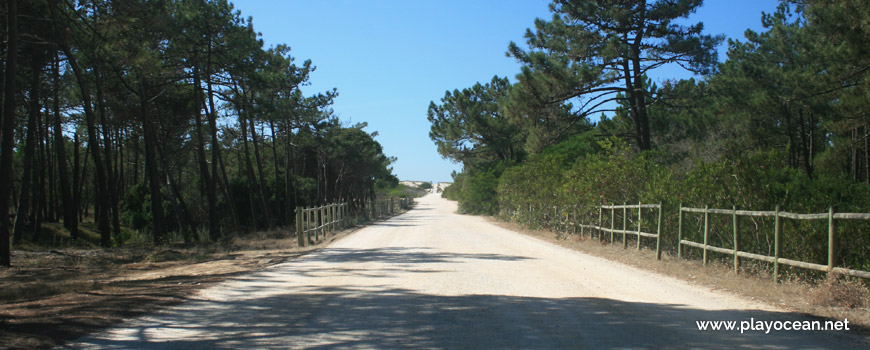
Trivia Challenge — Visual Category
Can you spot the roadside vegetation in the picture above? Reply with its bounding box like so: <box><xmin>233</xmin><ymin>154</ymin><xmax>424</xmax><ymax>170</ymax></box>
<box><xmin>432</xmin><ymin>0</ymin><xmax>870</xmax><ymax>310</ymax></box>
<box><xmin>0</xmin><ymin>0</ymin><xmax>403</xmax><ymax>267</ymax></box>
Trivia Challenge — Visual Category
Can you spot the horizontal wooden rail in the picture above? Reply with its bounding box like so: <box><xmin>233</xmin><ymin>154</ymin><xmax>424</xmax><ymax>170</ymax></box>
<box><xmin>597</xmin><ymin>227</ymin><xmax>658</xmax><ymax>238</ymax></box>
<box><xmin>601</xmin><ymin>204</ymin><xmax>662</xmax><ymax>209</ymax></box>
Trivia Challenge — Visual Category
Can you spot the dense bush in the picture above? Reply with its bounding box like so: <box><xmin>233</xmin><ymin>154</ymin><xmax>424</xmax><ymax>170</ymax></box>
<box><xmin>493</xmin><ymin>136</ymin><xmax>870</xmax><ymax>271</ymax></box>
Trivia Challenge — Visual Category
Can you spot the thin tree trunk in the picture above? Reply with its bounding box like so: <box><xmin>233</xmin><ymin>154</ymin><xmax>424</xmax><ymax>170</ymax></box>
<box><xmin>157</xmin><ymin>142</ymin><xmax>196</xmax><ymax>243</ymax></box>
<box><xmin>54</xmin><ymin>4</ymin><xmax>112</xmax><ymax>246</ymax></box>
<box><xmin>44</xmin><ymin>118</ymin><xmax>54</xmax><ymax>222</ymax></box>
<box><xmin>139</xmin><ymin>83</ymin><xmax>165</xmax><ymax>245</ymax></box>
<box><xmin>864</xmin><ymin>125</ymin><xmax>869</xmax><ymax>184</ymax></box>
<box><xmin>250</xmin><ymin>120</ymin><xmax>274</xmax><ymax>227</ymax></box>
<box><xmin>33</xmin><ymin>115</ymin><xmax>45</xmax><ymax>237</ymax></box>
<box><xmin>52</xmin><ymin>53</ymin><xmax>77</xmax><ymax>240</ymax></box>
<box><xmin>94</xmin><ymin>65</ymin><xmax>122</xmax><ymax>239</ymax></box>
<box><xmin>797</xmin><ymin>108</ymin><xmax>813</xmax><ymax>177</ymax></box>
<box><xmin>1</xmin><ymin>0</ymin><xmax>20</xmax><ymax>266</ymax></box>
<box><xmin>192</xmin><ymin>64</ymin><xmax>218</xmax><ymax>239</ymax></box>
<box><xmin>237</xmin><ymin>142</ymin><xmax>257</xmax><ymax>227</ymax></box>
<box><xmin>13</xmin><ymin>56</ymin><xmax>40</xmax><ymax>244</ymax></box>
<box><xmin>206</xmin><ymin>42</ymin><xmax>240</xmax><ymax>233</ymax></box>
<box><xmin>269</xmin><ymin>120</ymin><xmax>284</xmax><ymax>224</ymax></box>
<box><xmin>239</xmin><ymin>113</ymin><xmax>257</xmax><ymax>226</ymax></box>
<box><xmin>117</xmin><ymin>127</ymin><xmax>125</xmax><ymax>198</ymax></box>
<box><xmin>74</xmin><ymin>133</ymin><xmax>83</xmax><ymax>232</ymax></box>
<box><xmin>284</xmin><ymin>118</ymin><xmax>295</xmax><ymax>221</ymax></box>
<box><xmin>132</xmin><ymin>129</ymin><xmax>140</xmax><ymax>185</ymax></box>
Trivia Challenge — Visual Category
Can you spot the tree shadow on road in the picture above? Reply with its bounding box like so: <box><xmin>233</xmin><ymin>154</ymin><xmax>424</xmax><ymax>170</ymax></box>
<box><xmin>69</xmin><ymin>246</ymin><xmax>867</xmax><ymax>349</ymax></box>
<box><xmin>308</xmin><ymin>247</ymin><xmax>532</xmax><ymax>264</ymax></box>
<box><xmin>71</xmin><ymin>287</ymin><xmax>865</xmax><ymax>349</ymax></box>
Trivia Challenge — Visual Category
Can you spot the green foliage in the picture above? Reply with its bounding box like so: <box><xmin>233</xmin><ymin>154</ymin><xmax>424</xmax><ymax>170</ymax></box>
<box><xmin>122</xmin><ymin>184</ymin><xmax>152</xmax><ymax>232</ymax></box>
<box><xmin>507</xmin><ymin>0</ymin><xmax>723</xmax><ymax>150</ymax></box>
<box><xmin>427</xmin><ymin>0</ymin><xmax>870</xmax><ymax>276</ymax></box>
<box><xmin>428</xmin><ymin>76</ymin><xmax>524</xmax><ymax>168</ymax></box>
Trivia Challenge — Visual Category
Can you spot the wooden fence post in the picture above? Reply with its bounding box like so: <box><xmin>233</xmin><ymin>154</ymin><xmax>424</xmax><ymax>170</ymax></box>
<box><xmin>597</xmin><ymin>206</ymin><xmax>603</xmax><ymax>240</ymax></box>
<box><xmin>637</xmin><ymin>202</ymin><xmax>642</xmax><ymax>251</ymax></box>
<box><xmin>622</xmin><ymin>202</ymin><xmax>627</xmax><ymax>249</ymax></box>
<box><xmin>828</xmin><ymin>206</ymin><xmax>838</xmax><ymax>274</ymax></box>
<box><xmin>314</xmin><ymin>207</ymin><xmax>320</xmax><ymax>242</ymax></box>
<box><xmin>610</xmin><ymin>206</ymin><xmax>615</xmax><ymax>244</ymax></box>
<box><xmin>329</xmin><ymin>204</ymin><xmax>335</xmax><ymax>233</ymax></box>
<box><xmin>703</xmin><ymin>204</ymin><xmax>709</xmax><ymax>266</ymax></box>
<box><xmin>733</xmin><ymin>205</ymin><xmax>739</xmax><ymax>274</ymax></box>
<box><xmin>656</xmin><ymin>202</ymin><xmax>662</xmax><ymax>260</ymax></box>
<box><xmin>296</xmin><ymin>206</ymin><xmax>304</xmax><ymax>247</ymax></box>
<box><xmin>307</xmin><ymin>207</ymin><xmax>313</xmax><ymax>244</ymax></box>
<box><xmin>677</xmin><ymin>202</ymin><xmax>683</xmax><ymax>259</ymax></box>
<box><xmin>774</xmin><ymin>205</ymin><xmax>781</xmax><ymax>283</ymax></box>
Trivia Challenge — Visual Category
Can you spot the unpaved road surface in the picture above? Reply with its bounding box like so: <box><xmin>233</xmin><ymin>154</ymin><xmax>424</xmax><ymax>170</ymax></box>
<box><xmin>71</xmin><ymin>194</ymin><xmax>868</xmax><ymax>349</ymax></box>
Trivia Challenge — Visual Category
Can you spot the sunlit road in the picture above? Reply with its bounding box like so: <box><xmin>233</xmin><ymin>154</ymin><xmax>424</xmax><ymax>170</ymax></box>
<box><xmin>71</xmin><ymin>193</ymin><xmax>868</xmax><ymax>349</ymax></box>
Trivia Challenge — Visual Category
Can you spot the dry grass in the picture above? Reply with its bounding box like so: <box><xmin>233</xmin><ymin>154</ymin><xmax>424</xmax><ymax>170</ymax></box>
<box><xmin>487</xmin><ymin>217</ymin><xmax>870</xmax><ymax>330</ymax></box>
<box><xmin>809</xmin><ymin>272</ymin><xmax>870</xmax><ymax>309</ymax></box>
<box><xmin>0</xmin><ymin>224</ymin><xmax>365</xmax><ymax>349</ymax></box>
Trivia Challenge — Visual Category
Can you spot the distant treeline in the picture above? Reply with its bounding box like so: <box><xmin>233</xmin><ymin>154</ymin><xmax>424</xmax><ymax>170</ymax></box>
<box><xmin>429</xmin><ymin>1</ymin><xmax>870</xmax><ymax>270</ymax></box>
<box><xmin>0</xmin><ymin>0</ymin><xmax>398</xmax><ymax>265</ymax></box>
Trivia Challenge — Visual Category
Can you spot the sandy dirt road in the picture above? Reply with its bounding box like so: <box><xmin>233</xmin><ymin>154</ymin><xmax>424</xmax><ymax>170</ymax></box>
<box><xmin>71</xmin><ymin>194</ymin><xmax>868</xmax><ymax>349</ymax></box>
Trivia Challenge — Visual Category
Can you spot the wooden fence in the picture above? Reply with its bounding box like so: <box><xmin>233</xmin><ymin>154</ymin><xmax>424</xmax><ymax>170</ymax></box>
<box><xmin>577</xmin><ymin>202</ymin><xmax>663</xmax><ymax>260</ymax></box>
<box><xmin>366</xmin><ymin>197</ymin><xmax>414</xmax><ymax>220</ymax></box>
<box><xmin>295</xmin><ymin>197</ymin><xmax>415</xmax><ymax>247</ymax></box>
<box><xmin>677</xmin><ymin>204</ymin><xmax>870</xmax><ymax>282</ymax></box>
<box><xmin>295</xmin><ymin>203</ymin><xmax>348</xmax><ymax>247</ymax></box>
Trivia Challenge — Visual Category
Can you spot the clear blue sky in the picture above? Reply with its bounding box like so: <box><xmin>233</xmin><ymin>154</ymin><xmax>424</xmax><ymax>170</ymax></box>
<box><xmin>230</xmin><ymin>0</ymin><xmax>781</xmax><ymax>183</ymax></box>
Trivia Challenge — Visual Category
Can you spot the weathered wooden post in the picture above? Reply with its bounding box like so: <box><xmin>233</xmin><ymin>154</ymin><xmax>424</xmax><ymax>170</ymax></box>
<box><xmin>622</xmin><ymin>203</ymin><xmax>627</xmax><ymax>249</ymax></box>
<box><xmin>733</xmin><ymin>205</ymin><xmax>739</xmax><ymax>274</ymax></box>
<box><xmin>610</xmin><ymin>206</ymin><xmax>615</xmax><ymax>244</ymax></box>
<box><xmin>828</xmin><ymin>206</ymin><xmax>838</xmax><ymax>274</ymax></box>
<box><xmin>296</xmin><ymin>206</ymin><xmax>304</xmax><ymax>247</ymax></box>
<box><xmin>655</xmin><ymin>202</ymin><xmax>662</xmax><ymax>260</ymax></box>
<box><xmin>314</xmin><ymin>206</ymin><xmax>320</xmax><ymax>242</ymax></box>
<box><xmin>306</xmin><ymin>207</ymin><xmax>313</xmax><ymax>244</ymax></box>
<box><xmin>319</xmin><ymin>205</ymin><xmax>325</xmax><ymax>240</ymax></box>
<box><xmin>773</xmin><ymin>205</ymin><xmax>781</xmax><ymax>283</ymax></box>
<box><xmin>597</xmin><ymin>206</ymin><xmax>603</xmax><ymax>240</ymax></box>
<box><xmin>703</xmin><ymin>204</ymin><xmax>709</xmax><ymax>266</ymax></box>
<box><xmin>328</xmin><ymin>204</ymin><xmax>333</xmax><ymax>233</ymax></box>
<box><xmin>637</xmin><ymin>202</ymin><xmax>642</xmax><ymax>251</ymax></box>
<box><xmin>677</xmin><ymin>203</ymin><xmax>683</xmax><ymax>259</ymax></box>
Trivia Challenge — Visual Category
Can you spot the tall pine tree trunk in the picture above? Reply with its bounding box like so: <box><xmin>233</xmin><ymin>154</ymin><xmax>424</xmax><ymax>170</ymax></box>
<box><xmin>13</xmin><ymin>57</ymin><xmax>41</xmax><ymax>244</ymax></box>
<box><xmin>94</xmin><ymin>65</ymin><xmax>122</xmax><ymax>239</ymax></box>
<box><xmin>239</xmin><ymin>113</ymin><xmax>256</xmax><ymax>226</ymax></box>
<box><xmin>53</xmin><ymin>0</ymin><xmax>112</xmax><ymax>247</ymax></box>
<box><xmin>206</xmin><ymin>52</ymin><xmax>240</xmax><ymax>233</ymax></box>
<box><xmin>139</xmin><ymin>83</ymin><xmax>165</xmax><ymax>245</ymax></box>
<box><xmin>52</xmin><ymin>53</ymin><xmax>77</xmax><ymax>240</ymax></box>
<box><xmin>250</xmin><ymin>121</ymin><xmax>273</xmax><ymax>227</ymax></box>
<box><xmin>192</xmin><ymin>64</ymin><xmax>219</xmax><ymax>239</ymax></box>
<box><xmin>60</xmin><ymin>47</ymin><xmax>112</xmax><ymax>247</ymax></box>
<box><xmin>0</xmin><ymin>0</ymin><xmax>20</xmax><ymax>266</ymax></box>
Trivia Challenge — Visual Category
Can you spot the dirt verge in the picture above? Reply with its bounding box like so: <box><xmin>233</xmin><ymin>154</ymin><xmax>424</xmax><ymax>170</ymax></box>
<box><xmin>0</xmin><ymin>226</ymin><xmax>361</xmax><ymax>349</ymax></box>
<box><xmin>486</xmin><ymin>217</ymin><xmax>870</xmax><ymax>331</ymax></box>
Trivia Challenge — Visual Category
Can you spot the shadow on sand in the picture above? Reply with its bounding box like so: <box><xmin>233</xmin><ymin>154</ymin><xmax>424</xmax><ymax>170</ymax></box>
<box><xmin>70</xmin><ymin>246</ymin><xmax>864</xmax><ymax>349</ymax></box>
